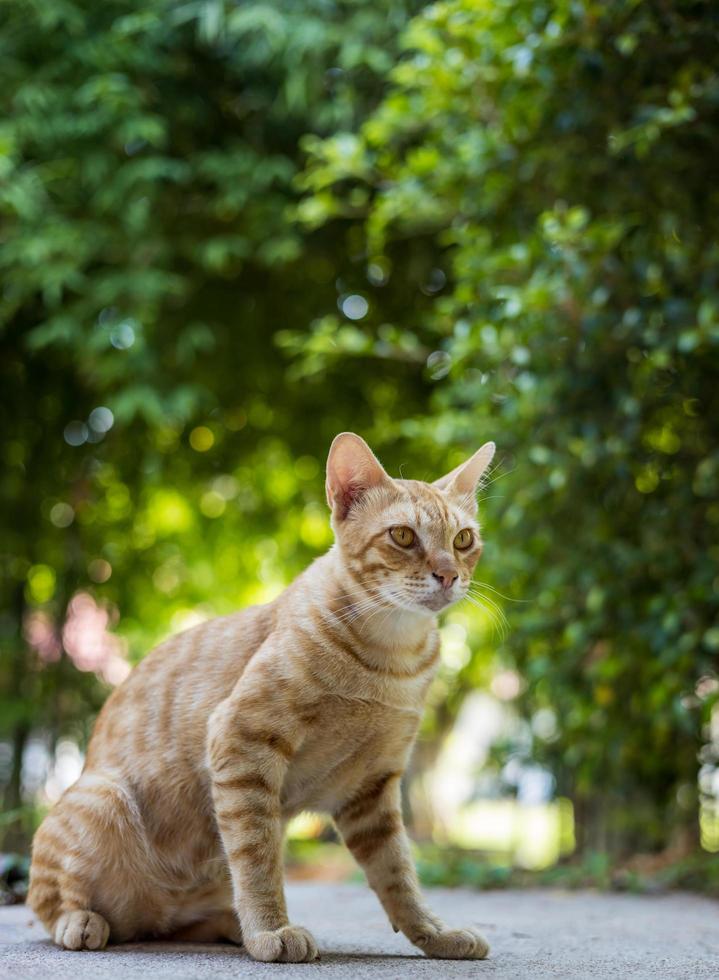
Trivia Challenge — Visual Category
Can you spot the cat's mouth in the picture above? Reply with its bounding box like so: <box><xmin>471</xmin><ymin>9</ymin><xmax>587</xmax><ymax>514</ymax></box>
<box><xmin>420</xmin><ymin>590</ymin><xmax>462</xmax><ymax>612</ymax></box>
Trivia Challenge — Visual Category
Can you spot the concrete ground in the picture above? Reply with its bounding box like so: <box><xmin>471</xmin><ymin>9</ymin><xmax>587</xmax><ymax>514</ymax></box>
<box><xmin>2</xmin><ymin>883</ymin><xmax>718</xmax><ymax>979</ymax></box>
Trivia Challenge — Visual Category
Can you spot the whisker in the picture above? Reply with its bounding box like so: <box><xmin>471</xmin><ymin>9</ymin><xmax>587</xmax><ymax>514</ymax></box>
<box><xmin>471</xmin><ymin>581</ymin><xmax>529</xmax><ymax>604</ymax></box>
<box><xmin>331</xmin><ymin>600</ymin><xmax>387</xmax><ymax>625</ymax></box>
<box><xmin>367</xmin><ymin>601</ymin><xmax>402</xmax><ymax>636</ymax></box>
<box><xmin>463</xmin><ymin>593</ymin><xmax>509</xmax><ymax>640</ymax></box>
<box><xmin>468</xmin><ymin>585</ymin><xmax>510</xmax><ymax>621</ymax></box>
<box><xmin>479</xmin><ymin>465</ymin><xmax>516</xmax><ymax>492</ymax></box>
<box><xmin>353</xmin><ymin>591</ymin><xmax>405</xmax><ymax>634</ymax></box>
<box><xmin>463</xmin><ymin>593</ymin><xmax>504</xmax><ymax>633</ymax></box>
<box><xmin>331</xmin><ymin>587</ymin><xmax>406</xmax><ymax>630</ymax></box>
<box><xmin>322</xmin><ymin>595</ymin><xmax>385</xmax><ymax>626</ymax></box>
<box><xmin>468</xmin><ymin>589</ymin><xmax>510</xmax><ymax>633</ymax></box>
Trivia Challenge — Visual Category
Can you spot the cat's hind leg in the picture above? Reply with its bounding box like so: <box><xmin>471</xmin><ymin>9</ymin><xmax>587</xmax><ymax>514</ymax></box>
<box><xmin>53</xmin><ymin>910</ymin><xmax>110</xmax><ymax>951</ymax></box>
<box><xmin>28</xmin><ymin>773</ymin><xmax>149</xmax><ymax>949</ymax></box>
<box><xmin>29</xmin><ymin>810</ymin><xmax>112</xmax><ymax>950</ymax></box>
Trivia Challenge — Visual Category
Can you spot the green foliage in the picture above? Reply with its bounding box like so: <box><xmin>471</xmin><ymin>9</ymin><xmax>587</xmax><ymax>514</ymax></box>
<box><xmin>300</xmin><ymin>0</ymin><xmax>719</xmax><ymax>852</ymax></box>
<box><xmin>415</xmin><ymin>845</ymin><xmax>719</xmax><ymax>897</ymax></box>
<box><xmin>0</xmin><ymin>0</ymin><xmax>428</xmax><ymax>842</ymax></box>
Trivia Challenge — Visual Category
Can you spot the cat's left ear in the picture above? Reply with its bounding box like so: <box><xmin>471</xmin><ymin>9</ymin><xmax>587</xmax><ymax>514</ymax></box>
<box><xmin>433</xmin><ymin>442</ymin><xmax>496</xmax><ymax>508</ymax></box>
<box><xmin>326</xmin><ymin>432</ymin><xmax>392</xmax><ymax>521</ymax></box>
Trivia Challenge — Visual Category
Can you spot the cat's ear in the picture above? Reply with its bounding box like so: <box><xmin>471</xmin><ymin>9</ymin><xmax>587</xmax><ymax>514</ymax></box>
<box><xmin>433</xmin><ymin>442</ymin><xmax>496</xmax><ymax>507</ymax></box>
<box><xmin>326</xmin><ymin>432</ymin><xmax>391</xmax><ymax>521</ymax></box>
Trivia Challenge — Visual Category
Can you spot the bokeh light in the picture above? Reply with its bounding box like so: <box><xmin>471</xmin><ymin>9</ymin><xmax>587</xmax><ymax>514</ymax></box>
<box><xmin>339</xmin><ymin>294</ymin><xmax>369</xmax><ymax>320</ymax></box>
<box><xmin>63</xmin><ymin>421</ymin><xmax>88</xmax><ymax>446</ymax></box>
<box><xmin>189</xmin><ymin>426</ymin><xmax>215</xmax><ymax>451</ymax></box>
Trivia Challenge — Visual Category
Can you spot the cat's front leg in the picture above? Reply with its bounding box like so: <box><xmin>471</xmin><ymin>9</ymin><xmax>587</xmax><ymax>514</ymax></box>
<box><xmin>207</xmin><ymin>667</ymin><xmax>318</xmax><ymax>963</ymax></box>
<box><xmin>334</xmin><ymin>771</ymin><xmax>489</xmax><ymax>960</ymax></box>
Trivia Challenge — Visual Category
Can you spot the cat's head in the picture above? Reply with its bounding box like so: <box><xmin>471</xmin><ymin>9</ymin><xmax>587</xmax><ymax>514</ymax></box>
<box><xmin>326</xmin><ymin>432</ymin><xmax>495</xmax><ymax>614</ymax></box>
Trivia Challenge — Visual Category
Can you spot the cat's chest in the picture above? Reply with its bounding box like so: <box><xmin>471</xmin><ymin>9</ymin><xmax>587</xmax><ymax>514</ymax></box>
<box><xmin>280</xmin><ymin>698</ymin><xmax>420</xmax><ymax>816</ymax></box>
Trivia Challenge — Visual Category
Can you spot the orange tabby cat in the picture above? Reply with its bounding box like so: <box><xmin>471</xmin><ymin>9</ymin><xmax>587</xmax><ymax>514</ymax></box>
<box><xmin>28</xmin><ymin>432</ymin><xmax>495</xmax><ymax>962</ymax></box>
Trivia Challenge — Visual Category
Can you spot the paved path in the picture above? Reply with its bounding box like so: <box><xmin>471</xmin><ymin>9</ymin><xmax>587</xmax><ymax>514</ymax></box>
<box><xmin>2</xmin><ymin>884</ymin><xmax>718</xmax><ymax>979</ymax></box>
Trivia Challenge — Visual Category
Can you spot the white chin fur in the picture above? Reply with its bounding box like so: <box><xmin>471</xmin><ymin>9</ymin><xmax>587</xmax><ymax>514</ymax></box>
<box><xmin>419</xmin><ymin>593</ymin><xmax>459</xmax><ymax>613</ymax></box>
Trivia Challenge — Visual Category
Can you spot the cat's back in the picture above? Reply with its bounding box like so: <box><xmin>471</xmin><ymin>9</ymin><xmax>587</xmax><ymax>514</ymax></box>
<box><xmin>86</xmin><ymin>601</ymin><xmax>277</xmax><ymax>769</ymax></box>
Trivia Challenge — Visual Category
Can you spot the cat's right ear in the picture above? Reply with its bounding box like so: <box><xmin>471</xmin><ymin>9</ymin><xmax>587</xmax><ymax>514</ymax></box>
<box><xmin>326</xmin><ymin>432</ymin><xmax>390</xmax><ymax>521</ymax></box>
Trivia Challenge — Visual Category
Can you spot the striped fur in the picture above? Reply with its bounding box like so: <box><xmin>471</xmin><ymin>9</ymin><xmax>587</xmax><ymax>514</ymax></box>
<box><xmin>28</xmin><ymin>433</ymin><xmax>494</xmax><ymax>962</ymax></box>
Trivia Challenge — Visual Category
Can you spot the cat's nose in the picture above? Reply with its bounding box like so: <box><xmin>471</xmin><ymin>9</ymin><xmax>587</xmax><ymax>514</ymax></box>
<box><xmin>432</xmin><ymin>569</ymin><xmax>458</xmax><ymax>590</ymax></box>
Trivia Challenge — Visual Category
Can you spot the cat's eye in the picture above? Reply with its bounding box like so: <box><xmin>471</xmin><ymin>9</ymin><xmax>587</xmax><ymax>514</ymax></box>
<box><xmin>453</xmin><ymin>528</ymin><xmax>474</xmax><ymax>550</ymax></box>
<box><xmin>390</xmin><ymin>526</ymin><xmax>415</xmax><ymax>548</ymax></box>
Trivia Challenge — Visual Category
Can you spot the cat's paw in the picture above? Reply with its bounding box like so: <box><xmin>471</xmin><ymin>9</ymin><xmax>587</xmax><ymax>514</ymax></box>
<box><xmin>54</xmin><ymin>910</ymin><xmax>110</xmax><ymax>951</ymax></box>
<box><xmin>244</xmin><ymin>925</ymin><xmax>319</xmax><ymax>962</ymax></box>
<box><xmin>415</xmin><ymin>924</ymin><xmax>489</xmax><ymax>960</ymax></box>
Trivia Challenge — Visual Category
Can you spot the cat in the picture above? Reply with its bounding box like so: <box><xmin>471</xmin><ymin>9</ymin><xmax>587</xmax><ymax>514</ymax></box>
<box><xmin>27</xmin><ymin>431</ymin><xmax>495</xmax><ymax>962</ymax></box>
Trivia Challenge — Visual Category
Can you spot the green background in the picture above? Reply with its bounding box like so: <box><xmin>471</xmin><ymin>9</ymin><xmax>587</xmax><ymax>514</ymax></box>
<box><xmin>1</xmin><ymin>0</ymin><xmax>718</xmax><ymax>893</ymax></box>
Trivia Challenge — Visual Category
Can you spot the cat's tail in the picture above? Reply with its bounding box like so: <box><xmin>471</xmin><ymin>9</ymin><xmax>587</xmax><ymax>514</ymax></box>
<box><xmin>27</xmin><ymin>809</ymin><xmax>110</xmax><ymax>950</ymax></box>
